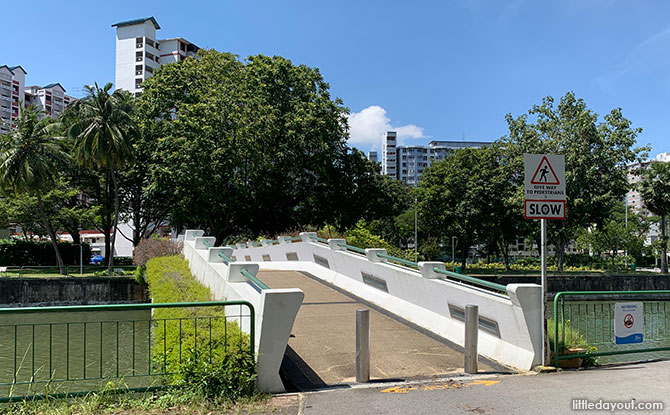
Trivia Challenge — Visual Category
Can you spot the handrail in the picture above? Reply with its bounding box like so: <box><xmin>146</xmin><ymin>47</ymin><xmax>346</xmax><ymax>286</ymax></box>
<box><xmin>377</xmin><ymin>253</ymin><xmax>419</xmax><ymax>268</ymax></box>
<box><xmin>196</xmin><ymin>238</ymin><xmax>266</xmax><ymax>290</ymax></box>
<box><xmin>218</xmin><ymin>251</ymin><xmax>235</xmax><ymax>263</ymax></box>
<box><xmin>309</xmin><ymin>235</ymin><xmax>329</xmax><ymax>243</ymax></box>
<box><xmin>336</xmin><ymin>241</ymin><xmax>367</xmax><ymax>255</ymax></box>
<box><xmin>433</xmin><ymin>267</ymin><xmax>507</xmax><ymax>293</ymax></box>
<box><xmin>287</xmin><ymin>236</ymin><xmax>303</xmax><ymax>242</ymax></box>
<box><xmin>241</xmin><ymin>268</ymin><xmax>270</xmax><ymax>290</ymax></box>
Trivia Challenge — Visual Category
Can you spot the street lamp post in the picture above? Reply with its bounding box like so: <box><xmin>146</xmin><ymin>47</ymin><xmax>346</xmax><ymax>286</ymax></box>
<box><xmin>452</xmin><ymin>236</ymin><xmax>458</xmax><ymax>272</ymax></box>
<box><xmin>78</xmin><ymin>227</ymin><xmax>83</xmax><ymax>275</ymax></box>
<box><xmin>414</xmin><ymin>198</ymin><xmax>418</xmax><ymax>255</ymax></box>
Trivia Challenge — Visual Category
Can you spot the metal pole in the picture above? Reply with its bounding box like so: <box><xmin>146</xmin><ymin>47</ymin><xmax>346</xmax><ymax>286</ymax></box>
<box><xmin>452</xmin><ymin>236</ymin><xmax>458</xmax><ymax>272</ymax></box>
<box><xmin>464</xmin><ymin>304</ymin><xmax>479</xmax><ymax>374</ymax></box>
<box><xmin>356</xmin><ymin>308</ymin><xmax>370</xmax><ymax>382</ymax></box>
<box><xmin>541</xmin><ymin>219</ymin><xmax>548</xmax><ymax>366</ymax></box>
<box><xmin>79</xmin><ymin>241</ymin><xmax>83</xmax><ymax>276</ymax></box>
<box><xmin>625</xmin><ymin>202</ymin><xmax>628</xmax><ymax>270</ymax></box>
<box><xmin>414</xmin><ymin>199</ymin><xmax>418</xmax><ymax>255</ymax></box>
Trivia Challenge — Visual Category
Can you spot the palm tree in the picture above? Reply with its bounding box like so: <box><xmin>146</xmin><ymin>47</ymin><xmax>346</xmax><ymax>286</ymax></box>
<box><xmin>69</xmin><ymin>83</ymin><xmax>138</xmax><ymax>273</ymax></box>
<box><xmin>0</xmin><ymin>105</ymin><xmax>71</xmax><ymax>274</ymax></box>
<box><xmin>639</xmin><ymin>161</ymin><xmax>670</xmax><ymax>274</ymax></box>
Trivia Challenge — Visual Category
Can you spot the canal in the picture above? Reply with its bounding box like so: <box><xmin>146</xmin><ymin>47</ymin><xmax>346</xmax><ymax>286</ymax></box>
<box><xmin>0</xmin><ymin>309</ymin><xmax>154</xmax><ymax>398</ymax></box>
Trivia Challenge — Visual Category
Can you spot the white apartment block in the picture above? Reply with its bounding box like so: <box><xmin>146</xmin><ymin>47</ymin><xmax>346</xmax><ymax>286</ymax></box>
<box><xmin>0</xmin><ymin>65</ymin><xmax>25</xmax><ymax>135</ymax></box>
<box><xmin>381</xmin><ymin>132</ymin><xmax>493</xmax><ymax>186</ymax></box>
<box><xmin>112</xmin><ymin>17</ymin><xmax>199</xmax><ymax>96</ymax></box>
<box><xmin>24</xmin><ymin>83</ymin><xmax>74</xmax><ymax>120</ymax></box>
<box><xmin>381</xmin><ymin>131</ymin><xmax>397</xmax><ymax>177</ymax></box>
<box><xmin>0</xmin><ymin>65</ymin><xmax>74</xmax><ymax>135</ymax></box>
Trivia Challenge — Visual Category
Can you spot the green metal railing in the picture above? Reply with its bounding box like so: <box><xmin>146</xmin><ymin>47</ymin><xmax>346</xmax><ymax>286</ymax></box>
<box><xmin>286</xmin><ymin>236</ymin><xmax>303</xmax><ymax>242</ymax></box>
<box><xmin>198</xmin><ymin>239</ymin><xmax>269</xmax><ymax>291</ymax></box>
<box><xmin>308</xmin><ymin>235</ymin><xmax>329</xmax><ymax>243</ymax></box>
<box><xmin>433</xmin><ymin>267</ymin><xmax>508</xmax><ymax>293</ymax></box>
<box><xmin>553</xmin><ymin>291</ymin><xmax>670</xmax><ymax>368</ymax></box>
<box><xmin>336</xmin><ymin>242</ymin><xmax>367</xmax><ymax>254</ymax></box>
<box><xmin>377</xmin><ymin>253</ymin><xmax>419</xmax><ymax>268</ymax></box>
<box><xmin>0</xmin><ymin>265</ymin><xmax>137</xmax><ymax>278</ymax></box>
<box><xmin>0</xmin><ymin>301</ymin><xmax>254</xmax><ymax>403</ymax></box>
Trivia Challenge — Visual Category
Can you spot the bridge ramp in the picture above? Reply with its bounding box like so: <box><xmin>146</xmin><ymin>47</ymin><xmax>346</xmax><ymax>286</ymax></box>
<box><xmin>257</xmin><ymin>270</ymin><xmax>503</xmax><ymax>388</ymax></box>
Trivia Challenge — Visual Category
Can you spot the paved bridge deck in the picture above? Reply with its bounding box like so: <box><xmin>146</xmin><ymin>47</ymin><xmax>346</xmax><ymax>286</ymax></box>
<box><xmin>257</xmin><ymin>270</ymin><xmax>504</xmax><ymax>389</ymax></box>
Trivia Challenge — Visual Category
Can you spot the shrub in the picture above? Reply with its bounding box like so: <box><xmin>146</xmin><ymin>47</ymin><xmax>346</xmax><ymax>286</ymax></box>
<box><xmin>114</xmin><ymin>256</ymin><xmax>134</xmax><ymax>265</ymax></box>
<box><xmin>133</xmin><ymin>238</ymin><xmax>183</xmax><ymax>266</ymax></box>
<box><xmin>547</xmin><ymin>318</ymin><xmax>598</xmax><ymax>367</ymax></box>
<box><xmin>144</xmin><ymin>256</ymin><xmax>255</xmax><ymax>400</ymax></box>
<box><xmin>0</xmin><ymin>239</ymin><xmax>92</xmax><ymax>266</ymax></box>
<box><xmin>338</xmin><ymin>221</ymin><xmax>418</xmax><ymax>262</ymax></box>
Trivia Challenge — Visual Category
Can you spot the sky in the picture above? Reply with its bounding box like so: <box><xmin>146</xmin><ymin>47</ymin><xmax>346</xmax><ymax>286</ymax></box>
<box><xmin>3</xmin><ymin>0</ymin><xmax>670</xmax><ymax>157</ymax></box>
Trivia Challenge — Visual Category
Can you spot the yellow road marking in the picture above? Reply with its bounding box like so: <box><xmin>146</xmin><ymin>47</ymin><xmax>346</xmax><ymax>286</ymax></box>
<box><xmin>466</xmin><ymin>380</ymin><xmax>500</xmax><ymax>387</ymax></box>
<box><xmin>381</xmin><ymin>379</ymin><xmax>500</xmax><ymax>394</ymax></box>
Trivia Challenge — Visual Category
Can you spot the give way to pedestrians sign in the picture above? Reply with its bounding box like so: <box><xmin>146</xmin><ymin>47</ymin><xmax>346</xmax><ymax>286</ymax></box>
<box><xmin>524</xmin><ymin>154</ymin><xmax>565</xmax><ymax>220</ymax></box>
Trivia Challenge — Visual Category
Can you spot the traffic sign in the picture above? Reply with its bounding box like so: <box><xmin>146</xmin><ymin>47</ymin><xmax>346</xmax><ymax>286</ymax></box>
<box><xmin>524</xmin><ymin>154</ymin><xmax>565</xmax><ymax>220</ymax></box>
<box><xmin>524</xmin><ymin>200</ymin><xmax>565</xmax><ymax>219</ymax></box>
<box><xmin>524</xmin><ymin>154</ymin><xmax>565</xmax><ymax>201</ymax></box>
<box><xmin>614</xmin><ymin>302</ymin><xmax>643</xmax><ymax>344</ymax></box>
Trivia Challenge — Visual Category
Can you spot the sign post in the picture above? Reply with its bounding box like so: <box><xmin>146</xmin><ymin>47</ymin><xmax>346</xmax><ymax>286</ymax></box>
<box><xmin>524</xmin><ymin>154</ymin><xmax>565</xmax><ymax>367</ymax></box>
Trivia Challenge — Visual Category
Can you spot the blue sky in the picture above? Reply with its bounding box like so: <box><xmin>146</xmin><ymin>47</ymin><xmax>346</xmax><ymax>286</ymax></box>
<box><xmin>3</xmin><ymin>0</ymin><xmax>670</xmax><ymax>157</ymax></box>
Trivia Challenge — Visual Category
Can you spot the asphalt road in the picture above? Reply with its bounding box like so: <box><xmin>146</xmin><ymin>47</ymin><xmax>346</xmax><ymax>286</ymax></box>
<box><xmin>298</xmin><ymin>360</ymin><xmax>670</xmax><ymax>414</ymax></box>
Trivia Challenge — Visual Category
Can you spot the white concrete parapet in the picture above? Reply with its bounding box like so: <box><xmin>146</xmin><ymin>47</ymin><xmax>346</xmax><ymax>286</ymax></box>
<box><xmin>418</xmin><ymin>261</ymin><xmax>445</xmax><ymax>279</ymax></box>
<box><xmin>183</xmin><ymin>234</ymin><xmax>304</xmax><ymax>393</ymax></box>
<box><xmin>184</xmin><ymin>229</ymin><xmax>204</xmax><ymax>241</ymax></box>
<box><xmin>299</xmin><ymin>232</ymin><xmax>316</xmax><ymax>242</ymax></box>
<box><xmin>194</xmin><ymin>236</ymin><xmax>216</xmax><ymax>249</ymax></box>
<box><xmin>365</xmin><ymin>248</ymin><xmax>387</xmax><ymax>262</ymax></box>
<box><xmin>328</xmin><ymin>238</ymin><xmax>347</xmax><ymax>251</ymax></box>
<box><xmin>208</xmin><ymin>247</ymin><xmax>234</xmax><ymax>263</ymax></box>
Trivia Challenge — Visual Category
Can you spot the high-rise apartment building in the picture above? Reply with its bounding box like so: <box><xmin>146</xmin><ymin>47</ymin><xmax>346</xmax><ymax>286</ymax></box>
<box><xmin>24</xmin><ymin>83</ymin><xmax>74</xmax><ymax>120</ymax></box>
<box><xmin>0</xmin><ymin>65</ymin><xmax>74</xmax><ymax>135</ymax></box>
<box><xmin>0</xmin><ymin>65</ymin><xmax>26</xmax><ymax>134</ymax></box>
<box><xmin>381</xmin><ymin>131</ymin><xmax>397</xmax><ymax>177</ymax></box>
<box><xmin>381</xmin><ymin>133</ymin><xmax>493</xmax><ymax>186</ymax></box>
<box><xmin>112</xmin><ymin>17</ymin><xmax>199</xmax><ymax>96</ymax></box>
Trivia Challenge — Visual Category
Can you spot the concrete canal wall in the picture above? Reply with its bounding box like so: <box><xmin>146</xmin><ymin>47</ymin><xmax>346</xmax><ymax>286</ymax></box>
<box><xmin>0</xmin><ymin>277</ymin><xmax>148</xmax><ymax>307</ymax></box>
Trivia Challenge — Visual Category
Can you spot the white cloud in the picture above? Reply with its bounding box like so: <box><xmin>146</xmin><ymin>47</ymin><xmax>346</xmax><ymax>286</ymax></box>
<box><xmin>347</xmin><ymin>105</ymin><xmax>427</xmax><ymax>150</ymax></box>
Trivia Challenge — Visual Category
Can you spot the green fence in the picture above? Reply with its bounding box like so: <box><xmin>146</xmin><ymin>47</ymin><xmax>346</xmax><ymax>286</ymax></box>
<box><xmin>0</xmin><ymin>301</ymin><xmax>254</xmax><ymax>402</ymax></box>
<box><xmin>553</xmin><ymin>291</ymin><xmax>670</xmax><ymax>368</ymax></box>
<box><xmin>0</xmin><ymin>265</ymin><xmax>137</xmax><ymax>277</ymax></box>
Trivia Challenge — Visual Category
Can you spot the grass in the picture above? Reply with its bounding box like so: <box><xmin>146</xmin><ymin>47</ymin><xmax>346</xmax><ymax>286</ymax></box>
<box><xmin>0</xmin><ymin>387</ymin><xmax>275</xmax><ymax>415</ymax></box>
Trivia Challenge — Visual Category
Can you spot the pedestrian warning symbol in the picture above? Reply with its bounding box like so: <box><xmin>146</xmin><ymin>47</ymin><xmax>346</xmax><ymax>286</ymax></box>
<box><xmin>531</xmin><ymin>156</ymin><xmax>560</xmax><ymax>185</ymax></box>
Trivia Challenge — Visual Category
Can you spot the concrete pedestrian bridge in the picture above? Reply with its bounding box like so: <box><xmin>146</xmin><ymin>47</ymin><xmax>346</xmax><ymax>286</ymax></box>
<box><xmin>182</xmin><ymin>231</ymin><xmax>542</xmax><ymax>393</ymax></box>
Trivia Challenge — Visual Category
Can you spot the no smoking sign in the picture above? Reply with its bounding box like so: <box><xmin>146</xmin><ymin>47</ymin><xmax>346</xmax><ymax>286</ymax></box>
<box><xmin>615</xmin><ymin>302</ymin><xmax>643</xmax><ymax>344</ymax></box>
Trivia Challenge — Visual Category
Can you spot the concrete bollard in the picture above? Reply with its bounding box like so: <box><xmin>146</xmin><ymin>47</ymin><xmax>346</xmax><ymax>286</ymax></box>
<box><xmin>356</xmin><ymin>308</ymin><xmax>370</xmax><ymax>382</ymax></box>
<box><xmin>464</xmin><ymin>304</ymin><xmax>479</xmax><ymax>374</ymax></box>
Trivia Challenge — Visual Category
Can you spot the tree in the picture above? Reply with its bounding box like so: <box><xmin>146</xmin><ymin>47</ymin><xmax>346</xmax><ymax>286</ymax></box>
<box><xmin>0</xmin><ymin>105</ymin><xmax>71</xmax><ymax>274</ymax></box>
<box><xmin>639</xmin><ymin>161</ymin><xmax>670</xmax><ymax>273</ymax></box>
<box><xmin>138</xmin><ymin>50</ymin><xmax>385</xmax><ymax>242</ymax></box>
<box><xmin>69</xmin><ymin>83</ymin><xmax>138</xmax><ymax>272</ymax></box>
<box><xmin>576</xmin><ymin>203</ymin><xmax>647</xmax><ymax>271</ymax></box>
<box><xmin>501</xmin><ymin>92</ymin><xmax>646</xmax><ymax>272</ymax></box>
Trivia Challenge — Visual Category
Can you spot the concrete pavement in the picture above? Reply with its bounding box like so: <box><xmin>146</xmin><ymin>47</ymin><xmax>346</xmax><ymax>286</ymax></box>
<box><xmin>256</xmin><ymin>270</ymin><xmax>507</xmax><ymax>389</ymax></box>
<box><xmin>294</xmin><ymin>359</ymin><xmax>670</xmax><ymax>414</ymax></box>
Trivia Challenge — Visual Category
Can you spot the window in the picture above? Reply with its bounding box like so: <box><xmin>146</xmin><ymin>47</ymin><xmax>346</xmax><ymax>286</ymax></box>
<box><xmin>180</xmin><ymin>42</ymin><xmax>185</xmax><ymax>51</ymax></box>
<box><xmin>135</xmin><ymin>65</ymin><xmax>143</xmax><ymax>75</ymax></box>
<box><xmin>136</xmin><ymin>37</ymin><xmax>143</xmax><ymax>48</ymax></box>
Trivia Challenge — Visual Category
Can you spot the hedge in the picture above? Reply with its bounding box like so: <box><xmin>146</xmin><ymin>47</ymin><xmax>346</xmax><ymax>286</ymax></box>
<box><xmin>0</xmin><ymin>239</ymin><xmax>92</xmax><ymax>266</ymax></box>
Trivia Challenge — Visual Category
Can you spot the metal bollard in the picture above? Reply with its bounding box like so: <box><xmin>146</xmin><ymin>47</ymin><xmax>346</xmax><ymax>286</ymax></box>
<box><xmin>464</xmin><ymin>304</ymin><xmax>479</xmax><ymax>374</ymax></box>
<box><xmin>356</xmin><ymin>308</ymin><xmax>370</xmax><ymax>382</ymax></box>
